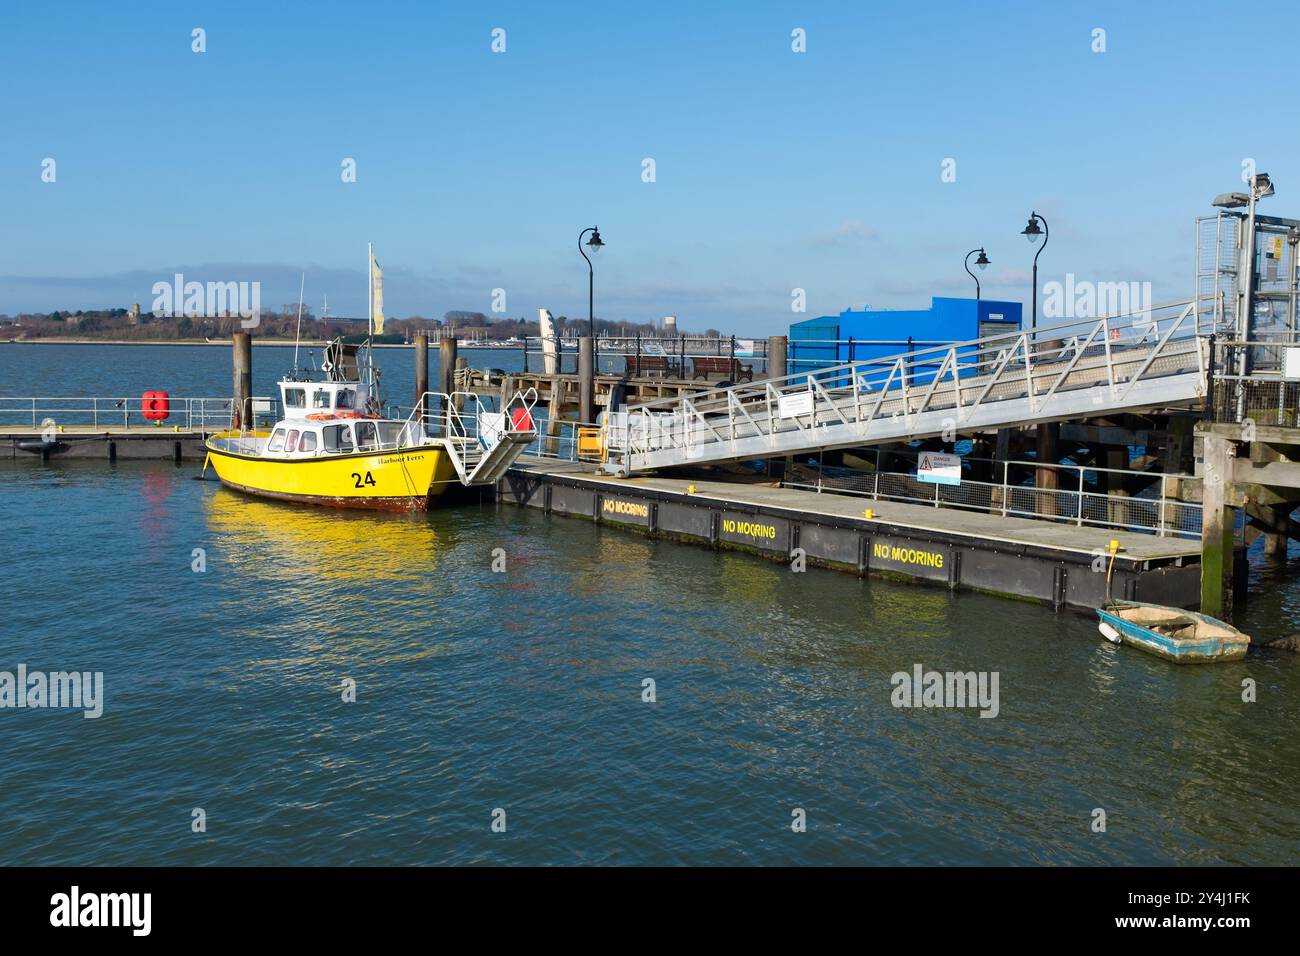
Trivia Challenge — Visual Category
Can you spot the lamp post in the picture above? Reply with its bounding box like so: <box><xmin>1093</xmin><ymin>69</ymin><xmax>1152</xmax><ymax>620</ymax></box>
<box><xmin>964</xmin><ymin>247</ymin><xmax>990</xmax><ymax>301</ymax></box>
<box><xmin>1021</xmin><ymin>212</ymin><xmax>1048</xmax><ymax>335</ymax></box>
<box><xmin>1021</xmin><ymin>211</ymin><xmax>1055</xmax><ymax>504</ymax></box>
<box><xmin>578</xmin><ymin>226</ymin><xmax>604</xmax><ymax>339</ymax></box>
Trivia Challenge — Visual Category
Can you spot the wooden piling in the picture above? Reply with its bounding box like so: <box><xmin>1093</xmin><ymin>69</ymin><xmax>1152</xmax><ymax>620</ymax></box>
<box><xmin>578</xmin><ymin>336</ymin><xmax>595</xmax><ymax>425</ymax></box>
<box><xmin>766</xmin><ymin>335</ymin><xmax>788</xmax><ymax>380</ymax></box>
<box><xmin>454</xmin><ymin>358</ymin><xmax>467</xmax><ymax>414</ymax></box>
<box><xmin>437</xmin><ymin>337</ymin><xmax>457</xmax><ymax>435</ymax></box>
<box><xmin>414</xmin><ymin>334</ymin><xmax>429</xmax><ymax>422</ymax></box>
<box><xmin>1200</xmin><ymin>434</ymin><xmax>1236</xmax><ymax>620</ymax></box>
<box><xmin>1035</xmin><ymin>422</ymin><xmax>1060</xmax><ymax>516</ymax></box>
<box><xmin>232</xmin><ymin>332</ymin><xmax>252</xmax><ymax>431</ymax></box>
<box><xmin>1104</xmin><ymin>446</ymin><xmax>1130</xmax><ymax>529</ymax></box>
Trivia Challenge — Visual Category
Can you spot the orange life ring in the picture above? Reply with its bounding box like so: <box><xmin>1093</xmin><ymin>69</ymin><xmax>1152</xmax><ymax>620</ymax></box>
<box><xmin>303</xmin><ymin>410</ymin><xmax>374</xmax><ymax>421</ymax></box>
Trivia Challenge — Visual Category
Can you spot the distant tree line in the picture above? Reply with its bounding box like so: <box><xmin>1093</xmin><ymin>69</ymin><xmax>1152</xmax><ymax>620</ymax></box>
<box><xmin>0</xmin><ymin>307</ymin><xmax>709</xmax><ymax>341</ymax></box>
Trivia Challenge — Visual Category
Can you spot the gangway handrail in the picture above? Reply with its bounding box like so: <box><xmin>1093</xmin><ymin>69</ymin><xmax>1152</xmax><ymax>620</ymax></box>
<box><xmin>402</xmin><ymin>388</ymin><xmax>540</xmax><ymax>484</ymax></box>
<box><xmin>627</xmin><ymin>298</ymin><xmax>1199</xmax><ymax>415</ymax></box>
<box><xmin>606</xmin><ymin>299</ymin><xmax>1208</xmax><ymax>474</ymax></box>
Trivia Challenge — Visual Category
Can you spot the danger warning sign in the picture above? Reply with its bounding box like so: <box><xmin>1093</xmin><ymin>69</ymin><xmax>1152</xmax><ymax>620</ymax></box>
<box><xmin>917</xmin><ymin>452</ymin><xmax>961</xmax><ymax>486</ymax></box>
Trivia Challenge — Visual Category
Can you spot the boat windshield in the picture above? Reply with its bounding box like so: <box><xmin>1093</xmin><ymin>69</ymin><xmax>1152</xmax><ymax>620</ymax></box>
<box><xmin>376</xmin><ymin>422</ymin><xmax>409</xmax><ymax>447</ymax></box>
<box><xmin>322</xmin><ymin>424</ymin><xmax>354</xmax><ymax>453</ymax></box>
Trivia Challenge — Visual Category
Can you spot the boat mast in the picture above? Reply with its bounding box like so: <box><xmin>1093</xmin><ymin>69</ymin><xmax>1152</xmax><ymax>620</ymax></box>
<box><xmin>292</xmin><ymin>271</ymin><xmax>305</xmax><ymax>376</ymax></box>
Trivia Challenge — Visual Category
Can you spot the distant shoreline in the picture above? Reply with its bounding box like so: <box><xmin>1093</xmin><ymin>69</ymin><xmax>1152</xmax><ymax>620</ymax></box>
<box><xmin>0</xmin><ymin>338</ymin><xmax>512</xmax><ymax>349</ymax></box>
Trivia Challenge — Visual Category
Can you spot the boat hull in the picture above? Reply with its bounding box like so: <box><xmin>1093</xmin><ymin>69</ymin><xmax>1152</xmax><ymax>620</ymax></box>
<box><xmin>205</xmin><ymin>435</ymin><xmax>460</xmax><ymax>512</ymax></box>
<box><xmin>1096</xmin><ymin>602</ymin><xmax>1250</xmax><ymax>664</ymax></box>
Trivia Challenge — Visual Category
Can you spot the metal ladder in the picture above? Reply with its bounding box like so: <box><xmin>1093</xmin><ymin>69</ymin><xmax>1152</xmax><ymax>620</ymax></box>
<box><xmin>415</xmin><ymin>389</ymin><xmax>539</xmax><ymax>485</ymax></box>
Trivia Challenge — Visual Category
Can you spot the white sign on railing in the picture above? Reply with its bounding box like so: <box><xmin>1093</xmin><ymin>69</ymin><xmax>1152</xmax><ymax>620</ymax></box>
<box><xmin>917</xmin><ymin>452</ymin><xmax>961</xmax><ymax>486</ymax></box>
<box><xmin>1284</xmin><ymin>348</ymin><xmax>1300</xmax><ymax>381</ymax></box>
<box><xmin>778</xmin><ymin>392</ymin><xmax>814</xmax><ymax>419</ymax></box>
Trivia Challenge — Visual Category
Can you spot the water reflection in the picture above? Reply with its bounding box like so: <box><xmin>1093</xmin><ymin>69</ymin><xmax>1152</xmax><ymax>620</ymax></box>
<box><xmin>204</xmin><ymin>486</ymin><xmax>456</xmax><ymax>585</ymax></box>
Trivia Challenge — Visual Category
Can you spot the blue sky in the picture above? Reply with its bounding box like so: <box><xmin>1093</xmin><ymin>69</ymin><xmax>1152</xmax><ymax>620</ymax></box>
<box><xmin>1</xmin><ymin>1</ymin><xmax>1297</xmax><ymax>333</ymax></box>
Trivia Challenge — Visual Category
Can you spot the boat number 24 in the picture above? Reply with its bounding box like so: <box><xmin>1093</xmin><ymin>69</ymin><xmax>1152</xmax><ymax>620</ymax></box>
<box><xmin>351</xmin><ymin>471</ymin><xmax>376</xmax><ymax>488</ymax></box>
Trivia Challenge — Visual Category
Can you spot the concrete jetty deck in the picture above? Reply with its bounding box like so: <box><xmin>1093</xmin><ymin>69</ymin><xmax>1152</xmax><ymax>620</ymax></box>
<box><xmin>499</xmin><ymin>458</ymin><xmax>1203</xmax><ymax>612</ymax></box>
<box><xmin>1</xmin><ymin>425</ymin><xmax>211</xmax><ymax>460</ymax></box>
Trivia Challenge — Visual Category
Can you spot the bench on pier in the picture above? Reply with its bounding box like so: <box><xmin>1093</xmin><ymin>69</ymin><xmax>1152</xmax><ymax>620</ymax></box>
<box><xmin>691</xmin><ymin>356</ymin><xmax>753</xmax><ymax>382</ymax></box>
<box><xmin>625</xmin><ymin>354</ymin><xmax>672</xmax><ymax>377</ymax></box>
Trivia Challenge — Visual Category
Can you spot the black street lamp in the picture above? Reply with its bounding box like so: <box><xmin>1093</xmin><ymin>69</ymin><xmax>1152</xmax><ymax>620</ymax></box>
<box><xmin>964</xmin><ymin>247</ymin><xmax>990</xmax><ymax>301</ymax></box>
<box><xmin>578</xmin><ymin>226</ymin><xmax>604</xmax><ymax>339</ymax></box>
<box><xmin>1021</xmin><ymin>212</ymin><xmax>1048</xmax><ymax>334</ymax></box>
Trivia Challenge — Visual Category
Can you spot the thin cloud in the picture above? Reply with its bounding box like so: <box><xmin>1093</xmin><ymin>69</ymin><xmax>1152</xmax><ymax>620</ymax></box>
<box><xmin>804</xmin><ymin>220</ymin><xmax>881</xmax><ymax>247</ymax></box>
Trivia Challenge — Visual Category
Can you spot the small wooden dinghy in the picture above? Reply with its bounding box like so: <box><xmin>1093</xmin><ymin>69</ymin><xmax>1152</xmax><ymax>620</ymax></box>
<box><xmin>1096</xmin><ymin>600</ymin><xmax>1250</xmax><ymax>664</ymax></box>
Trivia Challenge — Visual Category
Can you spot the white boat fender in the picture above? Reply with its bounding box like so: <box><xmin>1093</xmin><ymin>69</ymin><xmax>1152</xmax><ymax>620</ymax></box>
<box><xmin>1098</xmin><ymin>621</ymin><xmax>1122</xmax><ymax>644</ymax></box>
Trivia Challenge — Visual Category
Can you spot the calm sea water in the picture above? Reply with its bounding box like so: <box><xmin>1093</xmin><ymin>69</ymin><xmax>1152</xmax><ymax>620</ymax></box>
<box><xmin>1</xmin><ymin>344</ymin><xmax>1299</xmax><ymax>865</ymax></box>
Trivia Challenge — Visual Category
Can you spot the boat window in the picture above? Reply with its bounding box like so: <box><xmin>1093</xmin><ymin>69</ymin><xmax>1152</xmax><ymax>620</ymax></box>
<box><xmin>300</xmin><ymin>431</ymin><xmax>318</xmax><ymax>452</ymax></box>
<box><xmin>337</xmin><ymin>389</ymin><xmax>356</xmax><ymax>409</ymax></box>
<box><xmin>312</xmin><ymin>389</ymin><xmax>332</xmax><ymax>409</ymax></box>
<box><xmin>354</xmin><ymin>421</ymin><xmax>377</xmax><ymax>451</ymax></box>
<box><xmin>284</xmin><ymin>388</ymin><xmax>306</xmax><ymax>409</ymax></box>
<box><xmin>322</xmin><ymin>424</ymin><xmax>353</xmax><ymax>453</ymax></box>
<box><xmin>267</xmin><ymin>428</ymin><xmax>287</xmax><ymax>452</ymax></box>
<box><xmin>285</xmin><ymin>429</ymin><xmax>300</xmax><ymax>453</ymax></box>
<box><xmin>376</xmin><ymin>422</ymin><xmax>405</xmax><ymax>447</ymax></box>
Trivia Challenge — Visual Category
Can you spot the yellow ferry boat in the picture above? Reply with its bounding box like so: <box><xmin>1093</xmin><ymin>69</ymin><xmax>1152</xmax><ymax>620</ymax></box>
<box><xmin>204</xmin><ymin>340</ymin><xmax>537</xmax><ymax>511</ymax></box>
<box><xmin>206</xmin><ymin>248</ymin><xmax>536</xmax><ymax>510</ymax></box>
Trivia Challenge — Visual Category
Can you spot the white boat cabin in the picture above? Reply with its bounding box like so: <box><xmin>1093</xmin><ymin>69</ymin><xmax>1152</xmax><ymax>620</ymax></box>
<box><xmin>279</xmin><ymin>379</ymin><xmax>370</xmax><ymax>418</ymax></box>
<box><xmin>262</xmin><ymin>378</ymin><xmax>421</xmax><ymax>458</ymax></box>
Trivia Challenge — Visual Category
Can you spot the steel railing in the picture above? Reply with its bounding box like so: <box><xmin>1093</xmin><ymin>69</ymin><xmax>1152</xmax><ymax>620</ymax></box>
<box><xmin>1206</xmin><ymin>336</ymin><xmax>1300</xmax><ymax>426</ymax></box>
<box><xmin>0</xmin><ymin>395</ymin><xmax>278</xmax><ymax>430</ymax></box>
<box><xmin>784</xmin><ymin>449</ymin><xmax>1202</xmax><ymax>538</ymax></box>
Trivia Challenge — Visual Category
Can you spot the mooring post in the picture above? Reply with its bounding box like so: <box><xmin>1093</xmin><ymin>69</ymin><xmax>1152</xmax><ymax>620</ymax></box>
<box><xmin>454</xmin><ymin>357</ymin><xmax>468</xmax><ymax>415</ymax></box>
<box><xmin>1200</xmin><ymin>433</ymin><xmax>1236</xmax><ymax>620</ymax></box>
<box><xmin>578</xmin><ymin>336</ymin><xmax>595</xmax><ymax>425</ymax></box>
<box><xmin>1104</xmin><ymin>445</ymin><xmax>1130</xmax><ymax>529</ymax></box>
<box><xmin>231</xmin><ymin>331</ymin><xmax>252</xmax><ymax>431</ymax></box>
<box><xmin>545</xmin><ymin>379</ymin><xmax>562</xmax><ymax>455</ymax></box>
<box><xmin>1035</xmin><ymin>423</ymin><xmax>1060</xmax><ymax>516</ymax></box>
<box><xmin>414</xmin><ymin>333</ymin><xmax>429</xmax><ymax>426</ymax></box>
<box><xmin>766</xmin><ymin>335</ymin><xmax>787</xmax><ymax>380</ymax></box>
<box><xmin>438</xmin><ymin>337</ymin><xmax>457</xmax><ymax>436</ymax></box>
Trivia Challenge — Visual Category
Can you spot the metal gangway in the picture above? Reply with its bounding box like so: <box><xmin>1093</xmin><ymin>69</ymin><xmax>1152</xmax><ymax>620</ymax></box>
<box><xmin>412</xmin><ymin>388</ymin><xmax>539</xmax><ymax>485</ymax></box>
<box><xmin>602</xmin><ymin>300</ymin><xmax>1209</xmax><ymax>474</ymax></box>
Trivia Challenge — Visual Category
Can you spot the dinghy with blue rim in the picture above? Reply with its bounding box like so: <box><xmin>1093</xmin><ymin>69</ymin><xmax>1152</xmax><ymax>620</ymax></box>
<box><xmin>1096</xmin><ymin>600</ymin><xmax>1250</xmax><ymax>664</ymax></box>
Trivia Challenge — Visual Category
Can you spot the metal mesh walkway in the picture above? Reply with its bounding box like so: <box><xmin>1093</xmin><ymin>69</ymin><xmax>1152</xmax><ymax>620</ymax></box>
<box><xmin>605</xmin><ymin>301</ymin><xmax>1207</xmax><ymax>473</ymax></box>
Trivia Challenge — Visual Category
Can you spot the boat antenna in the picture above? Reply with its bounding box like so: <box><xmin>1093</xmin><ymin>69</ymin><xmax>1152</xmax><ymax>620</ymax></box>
<box><xmin>292</xmin><ymin>271</ymin><xmax>306</xmax><ymax>376</ymax></box>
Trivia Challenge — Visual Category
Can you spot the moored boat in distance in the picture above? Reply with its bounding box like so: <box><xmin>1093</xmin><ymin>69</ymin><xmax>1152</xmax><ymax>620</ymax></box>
<box><xmin>1096</xmin><ymin>600</ymin><xmax>1251</xmax><ymax>664</ymax></box>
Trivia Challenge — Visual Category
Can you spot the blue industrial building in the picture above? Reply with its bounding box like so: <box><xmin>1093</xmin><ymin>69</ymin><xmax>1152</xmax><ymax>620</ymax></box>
<box><xmin>789</xmin><ymin>296</ymin><xmax>1022</xmax><ymax>378</ymax></box>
